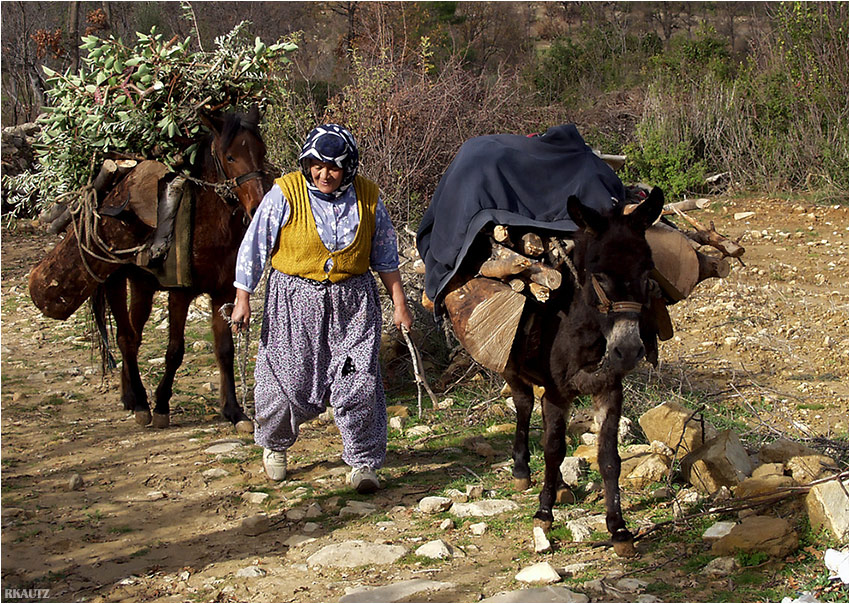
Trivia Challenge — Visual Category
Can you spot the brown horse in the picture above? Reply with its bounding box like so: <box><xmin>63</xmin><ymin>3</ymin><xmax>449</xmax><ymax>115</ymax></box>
<box><xmin>450</xmin><ymin>189</ymin><xmax>664</xmax><ymax>556</ymax></box>
<box><xmin>93</xmin><ymin>106</ymin><xmax>268</xmax><ymax>433</ymax></box>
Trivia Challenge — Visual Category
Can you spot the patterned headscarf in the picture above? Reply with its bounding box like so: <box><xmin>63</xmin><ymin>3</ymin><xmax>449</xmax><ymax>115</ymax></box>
<box><xmin>298</xmin><ymin>124</ymin><xmax>359</xmax><ymax>201</ymax></box>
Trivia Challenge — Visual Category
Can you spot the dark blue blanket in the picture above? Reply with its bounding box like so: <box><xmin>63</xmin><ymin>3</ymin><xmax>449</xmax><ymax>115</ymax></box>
<box><xmin>416</xmin><ymin>124</ymin><xmax>625</xmax><ymax>310</ymax></box>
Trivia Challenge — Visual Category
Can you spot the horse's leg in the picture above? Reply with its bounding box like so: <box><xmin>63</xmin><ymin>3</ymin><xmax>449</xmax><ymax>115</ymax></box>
<box><xmin>210</xmin><ymin>293</ymin><xmax>253</xmax><ymax>434</ymax></box>
<box><xmin>533</xmin><ymin>390</ymin><xmax>572</xmax><ymax>531</ymax></box>
<box><xmin>151</xmin><ymin>290</ymin><xmax>192</xmax><ymax>429</ymax></box>
<box><xmin>106</xmin><ymin>274</ymin><xmax>154</xmax><ymax>425</ymax></box>
<box><xmin>504</xmin><ymin>372</ymin><xmax>534</xmax><ymax>490</ymax></box>
<box><xmin>594</xmin><ymin>379</ymin><xmax>636</xmax><ymax>556</ymax></box>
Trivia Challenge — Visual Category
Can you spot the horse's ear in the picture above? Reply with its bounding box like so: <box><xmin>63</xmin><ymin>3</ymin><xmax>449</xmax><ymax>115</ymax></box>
<box><xmin>628</xmin><ymin>186</ymin><xmax>664</xmax><ymax>231</ymax></box>
<box><xmin>198</xmin><ymin>111</ymin><xmax>223</xmax><ymax>137</ymax></box>
<box><xmin>246</xmin><ymin>104</ymin><xmax>261</xmax><ymax>126</ymax></box>
<box><xmin>567</xmin><ymin>195</ymin><xmax>603</xmax><ymax>235</ymax></box>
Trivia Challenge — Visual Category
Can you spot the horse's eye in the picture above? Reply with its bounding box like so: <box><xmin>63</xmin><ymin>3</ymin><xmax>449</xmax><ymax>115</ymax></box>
<box><xmin>226</xmin><ymin>154</ymin><xmax>235</xmax><ymax>163</ymax></box>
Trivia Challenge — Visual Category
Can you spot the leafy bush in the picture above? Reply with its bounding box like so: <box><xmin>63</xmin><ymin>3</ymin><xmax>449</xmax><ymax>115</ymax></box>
<box><xmin>2</xmin><ymin>22</ymin><xmax>297</xmax><ymax>217</ymax></box>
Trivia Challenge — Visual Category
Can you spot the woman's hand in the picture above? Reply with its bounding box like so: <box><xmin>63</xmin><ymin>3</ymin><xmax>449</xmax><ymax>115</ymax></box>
<box><xmin>379</xmin><ymin>270</ymin><xmax>413</xmax><ymax>332</ymax></box>
<box><xmin>393</xmin><ymin>300</ymin><xmax>414</xmax><ymax>332</ymax></box>
<box><xmin>230</xmin><ymin>289</ymin><xmax>251</xmax><ymax>333</ymax></box>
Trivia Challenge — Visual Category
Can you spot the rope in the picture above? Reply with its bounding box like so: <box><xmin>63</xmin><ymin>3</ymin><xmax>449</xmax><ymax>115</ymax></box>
<box><xmin>218</xmin><ymin>302</ymin><xmax>253</xmax><ymax>417</ymax></box>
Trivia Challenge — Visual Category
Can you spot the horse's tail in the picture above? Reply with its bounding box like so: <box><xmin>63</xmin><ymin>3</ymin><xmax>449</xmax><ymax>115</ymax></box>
<box><xmin>90</xmin><ymin>284</ymin><xmax>118</xmax><ymax>373</ymax></box>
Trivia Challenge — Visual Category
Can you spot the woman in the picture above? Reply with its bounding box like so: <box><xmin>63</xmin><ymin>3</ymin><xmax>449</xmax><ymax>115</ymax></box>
<box><xmin>231</xmin><ymin>124</ymin><xmax>413</xmax><ymax>494</ymax></box>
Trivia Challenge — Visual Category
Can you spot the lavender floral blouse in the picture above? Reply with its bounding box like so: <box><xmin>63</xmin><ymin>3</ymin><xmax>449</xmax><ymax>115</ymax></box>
<box><xmin>234</xmin><ymin>182</ymin><xmax>400</xmax><ymax>293</ymax></box>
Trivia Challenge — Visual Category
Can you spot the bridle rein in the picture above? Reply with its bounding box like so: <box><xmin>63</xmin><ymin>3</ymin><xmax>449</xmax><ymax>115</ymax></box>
<box><xmin>590</xmin><ymin>274</ymin><xmax>644</xmax><ymax>315</ymax></box>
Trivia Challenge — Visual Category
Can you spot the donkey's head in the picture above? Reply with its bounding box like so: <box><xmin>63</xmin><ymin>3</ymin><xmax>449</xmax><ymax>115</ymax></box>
<box><xmin>568</xmin><ymin>187</ymin><xmax>664</xmax><ymax>374</ymax></box>
<box><xmin>199</xmin><ymin>104</ymin><xmax>267</xmax><ymax>219</ymax></box>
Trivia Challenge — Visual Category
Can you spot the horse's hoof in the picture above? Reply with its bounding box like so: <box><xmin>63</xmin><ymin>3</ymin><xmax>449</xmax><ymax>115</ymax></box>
<box><xmin>513</xmin><ymin>477</ymin><xmax>532</xmax><ymax>491</ymax></box>
<box><xmin>151</xmin><ymin>413</ymin><xmax>170</xmax><ymax>429</ymax></box>
<box><xmin>613</xmin><ymin>539</ymin><xmax>637</xmax><ymax>557</ymax></box>
<box><xmin>555</xmin><ymin>488</ymin><xmax>576</xmax><ymax>505</ymax></box>
<box><xmin>235</xmin><ymin>420</ymin><xmax>254</xmax><ymax>435</ymax></box>
<box><xmin>134</xmin><ymin>411</ymin><xmax>152</xmax><ymax>426</ymax></box>
<box><xmin>533</xmin><ymin>517</ymin><xmax>552</xmax><ymax>533</ymax></box>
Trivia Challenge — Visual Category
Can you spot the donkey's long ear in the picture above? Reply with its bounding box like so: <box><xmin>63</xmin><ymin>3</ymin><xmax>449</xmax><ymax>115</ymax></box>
<box><xmin>567</xmin><ymin>195</ymin><xmax>605</xmax><ymax>235</ymax></box>
<box><xmin>629</xmin><ymin>186</ymin><xmax>664</xmax><ymax>232</ymax></box>
<box><xmin>198</xmin><ymin>111</ymin><xmax>224</xmax><ymax>137</ymax></box>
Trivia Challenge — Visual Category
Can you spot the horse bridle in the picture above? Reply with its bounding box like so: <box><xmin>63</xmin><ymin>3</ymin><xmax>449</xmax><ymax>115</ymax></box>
<box><xmin>208</xmin><ymin>139</ymin><xmax>265</xmax><ymax>205</ymax></box>
<box><xmin>590</xmin><ymin>275</ymin><xmax>644</xmax><ymax>315</ymax></box>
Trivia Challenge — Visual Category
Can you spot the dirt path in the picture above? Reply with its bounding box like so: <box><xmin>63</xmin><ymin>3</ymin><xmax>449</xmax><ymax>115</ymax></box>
<box><xmin>1</xmin><ymin>195</ymin><xmax>847</xmax><ymax>603</ymax></box>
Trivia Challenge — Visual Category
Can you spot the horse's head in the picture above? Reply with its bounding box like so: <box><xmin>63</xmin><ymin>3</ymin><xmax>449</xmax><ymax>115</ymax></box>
<box><xmin>568</xmin><ymin>187</ymin><xmax>664</xmax><ymax>374</ymax></box>
<box><xmin>200</xmin><ymin>104</ymin><xmax>267</xmax><ymax>219</ymax></box>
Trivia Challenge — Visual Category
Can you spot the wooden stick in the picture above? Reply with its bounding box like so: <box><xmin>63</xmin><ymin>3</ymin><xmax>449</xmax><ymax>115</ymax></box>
<box><xmin>479</xmin><ymin>240</ymin><xmax>533</xmax><ymax>279</ymax></box>
<box><xmin>522</xmin><ymin>263</ymin><xmax>562</xmax><ymax>290</ymax></box>
<box><xmin>493</xmin><ymin>225</ymin><xmax>512</xmax><ymax>246</ymax></box>
<box><xmin>508</xmin><ymin>278</ymin><xmax>525</xmax><ymax>293</ymax></box>
<box><xmin>529</xmin><ymin>282</ymin><xmax>550</xmax><ymax>303</ymax></box>
<box><xmin>674</xmin><ymin>208</ymin><xmax>745</xmax><ymax>258</ymax></box>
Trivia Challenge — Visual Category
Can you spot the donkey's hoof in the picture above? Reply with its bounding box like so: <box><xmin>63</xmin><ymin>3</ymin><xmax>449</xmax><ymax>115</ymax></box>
<box><xmin>513</xmin><ymin>477</ymin><xmax>532</xmax><ymax>491</ymax></box>
<box><xmin>235</xmin><ymin>420</ymin><xmax>254</xmax><ymax>435</ymax></box>
<box><xmin>151</xmin><ymin>413</ymin><xmax>170</xmax><ymax>429</ymax></box>
<box><xmin>612</xmin><ymin>536</ymin><xmax>637</xmax><ymax>558</ymax></box>
<box><xmin>134</xmin><ymin>411</ymin><xmax>152</xmax><ymax>426</ymax></box>
<box><xmin>555</xmin><ymin>488</ymin><xmax>576</xmax><ymax>505</ymax></box>
<box><xmin>533</xmin><ymin>516</ymin><xmax>552</xmax><ymax>533</ymax></box>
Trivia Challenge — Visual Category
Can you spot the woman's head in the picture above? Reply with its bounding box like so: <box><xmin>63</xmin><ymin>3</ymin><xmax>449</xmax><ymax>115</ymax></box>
<box><xmin>299</xmin><ymin>124</ymin><xmax>358</xmax><ymax>200</ymax></box>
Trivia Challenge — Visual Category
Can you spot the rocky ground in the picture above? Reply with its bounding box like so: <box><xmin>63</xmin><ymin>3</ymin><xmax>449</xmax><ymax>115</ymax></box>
<box><xmin>1</xmin><ymin>194</ymin><xmax>847</xmax><ymax>603</ymax></box>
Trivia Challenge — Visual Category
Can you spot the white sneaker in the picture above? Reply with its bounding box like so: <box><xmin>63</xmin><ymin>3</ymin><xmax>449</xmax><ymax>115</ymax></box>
<box><xmin>262</xmin><ymin>448</ymin><xmax>287</xmax><ymax>481</ymax></box>
<box><xmin>349</xmin><ymin>466</ymin><xmax>380</xmax><ymax>494</ymax></box>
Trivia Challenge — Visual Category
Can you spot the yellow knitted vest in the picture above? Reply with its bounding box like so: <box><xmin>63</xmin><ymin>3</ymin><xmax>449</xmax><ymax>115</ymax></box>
<box><xmin>270</xmin><ymin>172</ymin><xmax>379</xmax><ymax>282</ymax></box>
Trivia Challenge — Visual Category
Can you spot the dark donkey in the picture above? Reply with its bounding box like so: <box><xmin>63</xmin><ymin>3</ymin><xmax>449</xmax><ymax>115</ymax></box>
<box><xmin>499</xmin><ymin>188</ymin><xmax>664</xmax><ymax>556</ymax></box>
<box><xmin>93</xmin><ymin>106</ymin><xmax>267</xmax><ymax>433</ymax></box>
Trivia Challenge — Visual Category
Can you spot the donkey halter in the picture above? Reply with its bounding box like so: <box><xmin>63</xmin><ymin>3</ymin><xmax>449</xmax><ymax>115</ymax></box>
<box><xmin>590</xmin><ymin>275</ymin><xmax>644</xmax><ymax>314</ymax></box>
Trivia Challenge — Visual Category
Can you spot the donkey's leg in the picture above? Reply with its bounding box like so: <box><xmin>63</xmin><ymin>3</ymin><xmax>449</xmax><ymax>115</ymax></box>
<box><xmin>106</xmin><ymin>274</ymin><xmax>153</xmax><ymax>425</ymax></box>
<box><xmin>210</xmin><ymin>293</ymin><xmax>253</xmax><ymax>434</ymax></box>
<box><xmin>594</xmin><ymin>379</ymin><xmax>636</xmax><ymax>556</ymax></box>
<box><xmin>533</xmin><ymin>391</ymin><xmax>572</xmax><ymax>531</ymax></box>
<box><xmin>151</xmin><ymin>290</ymin><xmax>192</xmax><ymax>428</ymax></box>
<box><xmin>504</xmin><ymin>373</ymin><xmax>535</xmax><ymax>490</ymax></box>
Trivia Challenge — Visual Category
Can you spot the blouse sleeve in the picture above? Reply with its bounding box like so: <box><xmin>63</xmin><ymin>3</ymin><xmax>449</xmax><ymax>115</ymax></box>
<box><xmin>370</xmin><ymin>198</ymin><xmax>400</xmax><ymax>273</ymax></box>
<box><xmin>233</xmin><ymin>184</ymin><xmax>290</xmax><ymax>294</ymax></box>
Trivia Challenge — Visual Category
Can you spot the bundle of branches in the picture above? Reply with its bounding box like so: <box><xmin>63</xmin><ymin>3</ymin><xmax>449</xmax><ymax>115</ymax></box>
<box><xmin>4</xmin><ymin>21</ymin><xmax>297</xmax><ymax>217</ymax></box>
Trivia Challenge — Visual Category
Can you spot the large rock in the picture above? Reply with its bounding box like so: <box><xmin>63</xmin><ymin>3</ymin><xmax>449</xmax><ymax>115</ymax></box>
<box><xmin>710</xmin><ymin>516</ymin><xmax>798</xmax><ymax>557</ymax></box>
<box><xmin>415</xmin><ymin>539</ymin><xmax>454</xmax><ymax>560</ymax></box>
<box><xmin>307</xmin><ymin>541</ymin><xmax>407</xmax><ymax>568</ymax></box>
<box><xmin>450</xmin><ymin>500</ymin><xmax>519</xmax><ymax>517</ymax></box>
<box><xmin>785</xmin><ymin>455</ymin><xmax>837</xmax><ymax>483</ymax></box>
<box><xmin>805</xmin><ymin>478</ymin><xmax>849</xmax><ymax>541</ymax></box>
<box><xmin>339</xmin><ymin>579</ymin><xmax>455</xmax><ymax>603</ymax></box>
<box><xmin>680</xmin><ymin>430</ymin><xmax>753</xmax><ymax>494</ymax></box>
<box><xmin>758</xmin><ymin>438</ymin><xmax>821</xmax><ymax>464</ymax></box>
<box><xmin>734</xmin><ymin>474</ymin><xmax>795</xmax><ymax>504</ymax></box>
<box><xmin>638</xmin><ymin>401</ymin><xmax>716</xmax><ymax>456</ymax></box>
<box><xmin>515</xmin><ymin>562</ymin><xmax>562</xmax><ymax>584</ymax></box>
<box><xmin>482</xmin><ymin>586</ymin><xmax>589</xmax><ymax>603</ymax></box>
<box><xmin>418</xmin><ymin>496</ymin><xmax>453</xmax><ymax>514</ymax></box>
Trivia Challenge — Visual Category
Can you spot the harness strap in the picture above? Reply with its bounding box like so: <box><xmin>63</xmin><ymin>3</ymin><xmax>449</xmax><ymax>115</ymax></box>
<box><xmin>591</xmin><ymin>275</ymin><xmax>643</xmax><ymax>314</ymax></box>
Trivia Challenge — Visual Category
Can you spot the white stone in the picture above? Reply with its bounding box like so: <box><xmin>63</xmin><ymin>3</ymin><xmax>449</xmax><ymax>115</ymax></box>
<box><xmin>614</xmin><ymin>578</ymin><xmax>647</xmax><ymax>593</ymax></box>
<box><xmin>702</xmin><ymin>556</ymin><xmax>738</xmax><ymax>576</ymax></box>
<box><xmin>703</xmin><ymin>521</ymin><xmax>736</xmax><ymax>542</ymax></box>
<box><xmin>415</xmin><ymin>539</ymin><xmax>453</xmax><ymax>560</ymax></box>
<box><xmin>566</xmin><ymin>514</ymin><xmax>607</xmax><ymax>542</ymax></box>
<box><xmin>470</xmin><ymin>522</ymin><xmax>488</xmax><ymax>536</ymax></box>
<box><xmin>286</xmin><ymin>507</ymin><xmax>306</xmax><ymax>521</ymax></box>
<box><xmin>450</xmin><ymin>500</ymin><xmax>519</xmax><ymax>517</ymax></box>
<box><xmin>284</xmin><ymin>534</ymin><xmax>315</xmax><ymax>548</ymax></box>
<box><xmin>481</xmin><ymin>587</ymin><xmax>589</xmax><ymax>603</ymax></box>
<box><xmin>242</xmin><ymin>491</ymin><xmax>269</xmax><ymax>505</ymax></box>
<box><xmin>439</xmin><ymin>518</ymin><xmax>455</xmax><ymax>531</ymax></box>
<box><xmin>303</xmin><ymin>522</ymin><xmax>320</xmax><ymax>533</ymax></box>
<box><xmin>307</xmin><ymin>540</ymin><xmax>407</xmax><ymax>568</ymax></box>
<box><xmin>235</xmin><ymin>566</ymin><xmax>266</xmax><ymax>578</ymax></box>
<box><xmin>407</xmin><ymin>425</ymin><xmax>432</xmax><ymax>437</ymax></box>
<box><xmin>339</xmin><ymin>579</ymin><xmax>455</xmax><ymax>603</ymax></box>
<box><xmin>418</xmin><ymin>496</ymin><xmax>453</xmax><ymax>514</ymax></box>
<box><xmin>533</xmin><ymin>526</ymin><xmax>551</xmax><ymax>553</ymax></box>
<box><xmin>805</xmin><ymin>479</ymin><xmax>849</xmax><ymax>541</ymax></box>
<box><xmin>389</xmin><ymin>416</ymin><xmax>404</xmax><ymax>431</ymax></box>
<box><xmin>202</xmin><ymin>468</ymin><xmax>229</xmax><ymax>479</ymax></box>
<box><xmin>241</xmin><ymin>514</ymin><xmax>270</xmax><ymax>536</ymax></box>
<box><xmin>304</xmin><ymin>501</ymin><xmax>323</xmax><ymax>518</ymax></box>
<box><xmin>515</xmin><ymin>562</ymin><xmax>562</xmax><ymax>584</ymax></box>
<box><xmin>203</xmin><ymin>441</ymin><xmax>243</xmax><ymax>455</ymax></box>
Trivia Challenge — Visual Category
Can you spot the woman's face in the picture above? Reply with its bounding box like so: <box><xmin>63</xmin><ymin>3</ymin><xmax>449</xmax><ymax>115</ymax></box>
<box><xmin>309</xmin><ymin>159</ymin><xmax>343</xmax><ymax>194</ymax></box>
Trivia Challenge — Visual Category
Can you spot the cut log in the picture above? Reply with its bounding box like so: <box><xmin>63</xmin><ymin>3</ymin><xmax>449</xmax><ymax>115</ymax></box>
<box><xmin>92</xmin><ymin>159</ymin><xmax>119</xmax><ymax>192</ymax></box>
<box><xmin>522</xmin><ymin>262</ymin><xmax>562</xmax><ymax>290</ymax></box>
<box><xmin>663</xmin><ymin>198</ymin><xmax>710</xmax><ymax>214</ymax></box>
<box><xmin>443</xmin><ymin>277</ymin><xmax>526</xmax><ymax>372</ymax></box>
<box><xmin>421</xmin><ymin>290</ymin><xmax>435</xmax><ymax>314</ymax></box>
<box><xmin>528</xmin><ymin>282</ymin><xmax>550</xmax><ymax>303</ymax></box>
<box><xmin>508</xmin><ymin>278</ymin><xmax>525</xmax><ymax>293</ymax></box>
<box><xmin>644</xmin><ymin>223</ymin><xmax>700</xmax><ymax>302</ymax></box>
<box><xmin>48</xmin><ymin>209</ymin><xmax>72</xmax><ymax>235</ymax></box>
<box><xmin>696</xmin><ymin>250</ymin><xmax>730</xmax><ymax>282</ymax></box>
<box><xmin>493</xmin><ymin>225</ymin><xmax>512</xmax><ymax>245</ymax></box>
<box><xmin>672</xmin><ymin>208</ymin><xmax>745</xmax><ymax>259</ymax></box>
<box><xmin>520</xmin><ymin>232</ymin><xmax>545</xmax><ymax>257</ymax></box>
<box><xmin>479</xmin><ymin>241</ymin><xmax>533</xmax><ymax>279</ymax></box>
